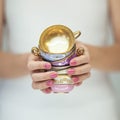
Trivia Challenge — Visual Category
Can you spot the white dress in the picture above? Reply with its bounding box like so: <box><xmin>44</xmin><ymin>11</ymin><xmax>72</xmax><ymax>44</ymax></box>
<box><xmin>0</xmin><ymin>0</ymin><xmax>119</xmax><ymax>120</ymax></box>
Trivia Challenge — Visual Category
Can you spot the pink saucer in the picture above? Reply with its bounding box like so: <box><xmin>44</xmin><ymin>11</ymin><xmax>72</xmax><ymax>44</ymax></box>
<box><xmin>51</xmin><ymin>84</ymin><xmax>74</xmax><ymax>93</ymax></box>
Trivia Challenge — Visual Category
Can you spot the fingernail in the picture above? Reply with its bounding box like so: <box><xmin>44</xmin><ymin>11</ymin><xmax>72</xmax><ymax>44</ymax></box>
<box><xmin>67</xmin><ymin>69</ymin><xmax>75</xmax><ymax>75</ymax></box>
<box><xmin>70</xmin><ymin>61</ymin><xmax>77</xmax><ymax>66</ymax></box>
<box><xmin>44</xmin><ymin>88</ymin><xmax>51</xmax><ymax>94</ymax></box>
<box><xmin>50</xmin><ymin>73</ymin><xmax>58</xmax><ymax>79</ymax></box>
<box><xmin>46</xmin><ymin>80</ymin><xmax>54</xmax><ymax>87</ymax></box>
<box><xmin>72</xmin><ymin>77</ymin><xmax>79</xmax><ymax>83</ymax></box>
<box><xmin>44</xmin><ymin>63</ymin><xmax>51</xmax><ymax>69</ymax></box>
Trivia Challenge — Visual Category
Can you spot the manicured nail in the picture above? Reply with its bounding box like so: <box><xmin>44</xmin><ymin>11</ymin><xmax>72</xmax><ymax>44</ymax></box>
<box><xmin>46</xmin><ymin>80</ymin><xmax>54</xmax><ymax>87</ymax></box>
<box><xmin>70</xmin><ymin>61</ymin><xmax>77</xmax><ymax>66</ymax></box>
<box><xmin>44</xmin><ymin>88</ymin><xmax>51</xmax><ymax>94</ymax></box>
<box><xmin>50</xmin><ymin>73</ymin><xmax>58</xmax><ymax>79</ymax></box>
<box><xmin>72</xmin><ymin>77</ymin><xmax>79</xmax><ymax>83</ymax></box>
<box><xmin>44</xmin><ymin>63</ymin><xmax>51</xmax><ymax>69</ymax></box>
<box><xmin>67</xmin><ymin>69</ymin><xmax>75</xmax><ymax>75</ymax></box>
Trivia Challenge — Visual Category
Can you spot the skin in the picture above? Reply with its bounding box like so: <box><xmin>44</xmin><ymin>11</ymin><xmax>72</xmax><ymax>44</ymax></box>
<box><xmin>0</xmin><ymin>0</ymin><xmax>120</xmax><ymax>94</ymax></box>
<box><xmin>85</xmin><ymin>0</ymin><xmax>120</xmax><ymax>72</ymax></box>
<box><xmin>28</xmin><ymin>44</ymin><xmax>91</xmax><ymax>93</ymax></box>
<box><xmin>0</xmin><ymin>1</ymin><xmax>29</xmax><ymax>78</ymax></box>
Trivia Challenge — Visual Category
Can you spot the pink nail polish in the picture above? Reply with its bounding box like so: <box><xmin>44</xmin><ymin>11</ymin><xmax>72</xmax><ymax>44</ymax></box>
<box><xmin>67</xmin><ymin>69</ymin><xmax>75</xmax><ymax>75</ymax></box>
<box><xmin>44</xmin><ymin>88</ymin><xmax>51</xmax><ymax>94</ymax></box>
<box><xmin>70</xmin><ymin>61</ymin><xmax>77</xmax><ymax>66</ymax></box>
<box><xmin>44</xmin><ymin>63</ymin><xmax>51</xmax><ymax>69</ymax></box>
<box><xmin>72</xmin><ymin>77</ymin><xmax>79</xmax><ymax>83</ymax></box>
<box><xmin>50</xmin><ymin>73</ymin><xmax>58</xmax><ymax>79</ymax></box>
<box><xmin>46</xmin><ymin>80</ymin><xmax>54</xmax><ymax>87</ymax></box>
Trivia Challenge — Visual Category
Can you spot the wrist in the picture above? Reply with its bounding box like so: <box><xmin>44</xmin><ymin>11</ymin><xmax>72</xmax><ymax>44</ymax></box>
<box><xmin>19</xmin><ymin>53</ymin><xmax>30</xmax><ymax>74</ymax></box>
<box><xmin>82</xmin><ymin>43</ymin><xmax>98</xmax><ymax>68</ymax></box>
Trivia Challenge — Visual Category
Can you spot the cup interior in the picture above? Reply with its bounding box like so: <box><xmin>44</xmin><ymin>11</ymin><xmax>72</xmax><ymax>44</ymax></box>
<box><xmin>39</xmin><ymin>25</ymin><xmax>75</xmax><ymax>54</ymax></box>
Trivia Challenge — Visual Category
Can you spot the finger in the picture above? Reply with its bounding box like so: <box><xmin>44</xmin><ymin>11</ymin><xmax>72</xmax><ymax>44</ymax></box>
<box><xmin>42</xmin><ymin>88</ymin><xmax>52</xmax><ymax>94</ymax></box>
<box><xmin>28</xmin><ymin>53</ymin><xmax>40</xmax><ymax>61</ymax></box>
<box><xmin>32</xmin><ymin>80</ymin><xmax>54</xmax><ymax>90</ymax></box>
<box><xmin>72</xmin><ymin>72</ymin><xmax>91</xmax><ymax>83</ymax></box>
<box><xmin>28</xmin><ymin>60</ymin><xmax>51</xmax><ymax>71</ymax></box>
<box><xmin>67</xmin><ymin>64</ymin><xmax>91</xmax><ymax>75</ymax></box>
<box><xmin>31</xmin><ymin>71</ymin><xmax>58</xmax><ymax>82</ymax></box>
<box><xmin>70</xmin><ymin>43</ymin><xmax>90</xmax><ymax>66</ymax></box>
<box><xmin>70</xmin><ymin>54</ymin><xmax>90</xmax><ymax>66</ymax></box>
<box><xmin>74</xmin><ymin>82</ymin><xmax>82</xmax><ymax>86</ymax></box>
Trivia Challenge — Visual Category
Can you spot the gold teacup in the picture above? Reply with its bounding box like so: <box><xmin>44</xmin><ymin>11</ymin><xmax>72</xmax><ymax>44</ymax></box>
<box><xmin>32</xmin><ymin>25</ymin><xmax>81</xmax><ymax>61</ymax></box>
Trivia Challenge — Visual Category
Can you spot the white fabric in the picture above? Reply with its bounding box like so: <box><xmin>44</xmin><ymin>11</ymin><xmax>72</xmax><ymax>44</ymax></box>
<box><xmin>0</xmin><ymin>0</ymin><xmax>119</xmax><ymax>119</ymax></box>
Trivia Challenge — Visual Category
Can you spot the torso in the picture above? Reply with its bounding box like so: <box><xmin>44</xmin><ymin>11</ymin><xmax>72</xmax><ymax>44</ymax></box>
<box><xmin>1</xmin><ymin>0</ymin><xmax>118</xmax><ymax>120</ymax></box>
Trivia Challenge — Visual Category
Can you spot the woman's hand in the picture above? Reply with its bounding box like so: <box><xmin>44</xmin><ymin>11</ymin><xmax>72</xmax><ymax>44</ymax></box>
<box><xmin>67</xmin><ymin>41</ymin><xmax>91</xmax><ymax>86</ymax></box>
<box><xmin>28</xmin><ymin>42</ymin><xmax>91</xmax><ymax>94</ymax></box>
<box><xmin>27</xmin><ymin>54</ymin><xmax>58</xmax><ymax>94</ymax></box>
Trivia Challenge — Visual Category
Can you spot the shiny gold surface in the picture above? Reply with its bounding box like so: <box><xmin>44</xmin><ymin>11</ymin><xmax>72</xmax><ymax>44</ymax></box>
<box><xmin>39</xmin><ymin>25</ymin><xmax>80</xmax><ymax>53</ymax></box>
<box><xmin>31</xmin><ymin>47</ymin><xmax>40</xmax><ymax>56</ymax></box>
<box><xmin>54</xmin><ymin>75</ymin><xmax>73</xmax><ymax>84</ymax></box>
<box><xmin>73</xmin><ymin>31</ymin><xmax>81</xmax><ymax>39</ymax></box>
<box><xmin>76</xmin><ymin>47</ymin><xmax>85</xmax><ymax>56</ymax></box>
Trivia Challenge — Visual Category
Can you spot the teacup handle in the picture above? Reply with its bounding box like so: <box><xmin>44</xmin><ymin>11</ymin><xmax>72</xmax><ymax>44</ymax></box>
<box><xmin>73</xmin><ymin>31</ymin><xmax>81</xmax><ymax>39</ymax></box>
<box><xmin>76</xmin><ymin>47</ymin><xmax>84</xmax><ymax>56</ymax></box>
<box><xmin>31</xmin><ymin>47</ymin><xmax>40</xmax><ymax>56</ymax></box>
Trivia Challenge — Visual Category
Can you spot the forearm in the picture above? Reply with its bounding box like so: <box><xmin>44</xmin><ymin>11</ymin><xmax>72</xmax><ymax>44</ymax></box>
<box><xmin>85</xmin><ymin>43</ymin><xmax>120</xmax><ymax>72</ymax></box>
<box><xmin>0</xmin><ymin>52</ymin><xmax>30</xmax><ymax>78</ymax></box>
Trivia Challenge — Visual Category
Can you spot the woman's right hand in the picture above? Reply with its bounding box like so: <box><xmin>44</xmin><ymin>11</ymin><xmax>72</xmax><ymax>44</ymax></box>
<box><xmin>27</xmin><ymin>54</ymin><xmax>58</xmax><ymax>94</ymax></box>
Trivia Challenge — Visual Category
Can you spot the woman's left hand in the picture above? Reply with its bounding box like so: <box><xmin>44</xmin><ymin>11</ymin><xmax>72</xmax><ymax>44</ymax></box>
<box><xmin>67</xmin><ymin>41</ymin><xmax>91</xmax><ymax>86</ymax></box>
